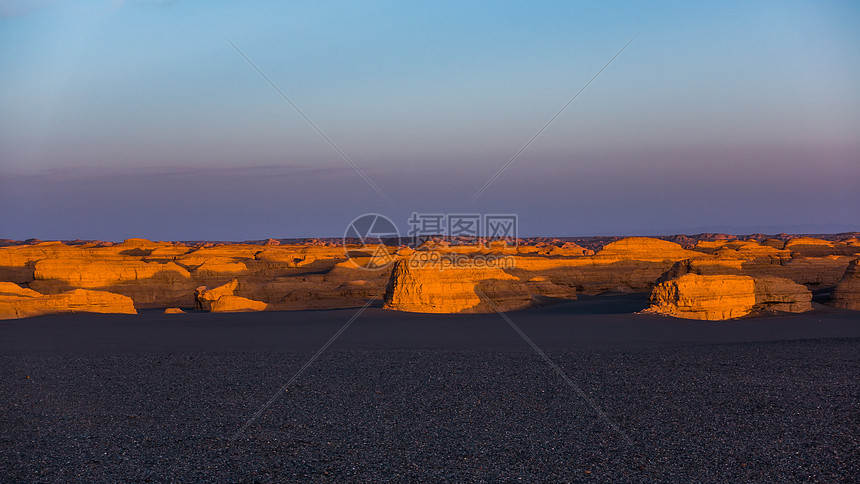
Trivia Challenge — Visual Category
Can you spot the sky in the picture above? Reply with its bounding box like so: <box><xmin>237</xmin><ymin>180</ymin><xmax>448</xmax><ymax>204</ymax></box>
<box><xmin>1</xmin><ymin>0</ymin><xmax>858</xmax><ymax>240</ymax></box>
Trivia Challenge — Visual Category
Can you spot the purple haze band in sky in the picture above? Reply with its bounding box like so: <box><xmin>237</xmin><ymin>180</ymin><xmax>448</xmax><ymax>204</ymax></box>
<box><xmin>1</xmin><ymin>0</ymin><xmax>858</xmax><ymax>240</ymax></box>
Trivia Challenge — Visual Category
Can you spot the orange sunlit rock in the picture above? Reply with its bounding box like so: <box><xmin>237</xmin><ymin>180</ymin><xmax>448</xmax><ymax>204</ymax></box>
<box><xmin>33</xmin><ymin>258</ymin><xmax>191</xmax><ymax>287</ymax></box>
<box><xmin>383</xmin><ymin>257</ymin><xmax>530</xmax><ymax>313</ymax></box>
<box><xmin>595</xmin><ymin>237</ymin><xmax>703</xmax><ymax>262</ymax></box>
<box><xmin>194</xmin><ymin>279</ymin><xmax>239</xmax><ymax>311</ymax></box>
<box><xmin>1</xmin><ymin>235</ymin><xmax>856</xmax><ymax>315</ymax></box>
<box><xmin>645</xmin><ymin>273</ymin><xmax>813</xmax><ymax>320</ymax></box>
<box><xmin>645</xmin><ymin>274</ymin><xmax>758</xmax><ymax>320</ymax></box>
<box><xmin>210</xmin><ymin>295</ymin><xmax>267</xmax><ymax>313</ymax></box>
<box><xmin>0</xmin><ymin>284</ymin><xmax>136</xmax><ymax>320</ymax></box>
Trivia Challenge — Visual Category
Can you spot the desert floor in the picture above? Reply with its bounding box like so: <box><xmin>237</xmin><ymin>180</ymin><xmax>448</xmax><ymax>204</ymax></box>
<box><xmin>2</xmin><ymin>294</ymin><xmax>859</xmax><ymax>482</ymax></box>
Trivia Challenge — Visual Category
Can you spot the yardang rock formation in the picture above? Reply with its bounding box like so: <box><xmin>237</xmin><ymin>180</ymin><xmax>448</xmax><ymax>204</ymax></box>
<box><xmin>831</xmin><ymin>259</ymin><xmax>860</xmax><ymax>310</ymax></box>
<box><xmin>0</xmin><ymin>282</ymin><xmax>136</xmax><ymax>320</ymax></box>
<box><xmin>644</xmin><ymin>274</ymin><xmax>813</xmax><ymax>320</ymax></box>
<box><xmin>0</xmin><ymin>234</ymin><xmax>856</xmax><ymax>319</ymax></box>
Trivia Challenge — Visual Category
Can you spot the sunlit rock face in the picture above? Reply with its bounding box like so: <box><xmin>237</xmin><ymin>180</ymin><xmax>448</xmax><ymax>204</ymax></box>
<box><xmin>194</xmin><ymin>279</ymin><xmax>268</xmax><ymax>313</ymax></box>
<box><xmin>831</xmin><ymin>259</ymin><xmax>860</xmax><ymax>310</ymax></box>
<box><xmin>0</xmin><ymin>235</ymin><xmax>856</xmax><ymax>316</ymax></box>
<box><xmin>209</xmin><ymin>295</ymin><xmax>267</xmax><ymax>313</ymax></box>
<box><xmin>0</xmin><ymin>242</ymin><xmax>86</xmax><ymax>284</ymax></box>
<box><xmin>0</xmin><ymin>283</ymin><xmax>136</xmax><ymax>320</ymax></box>
<box><xmin>33</xmin><ymin>259</ymin><xmax>192</xmax><ymax>287</ymax></box>
<box><xmin>0</xmin><ymin>239</ymin><xmax>352</xmax><ymax>310</ymax></box>
<box><xmin>784</xmin><ymin>237</ymin><xmax>845</xmax><ymax>257</ymax></box>
<box><xmin>31</xmin><ymin>258</ymin><xmax>194</xmax><ymax>308</ymax></box>
<box><xmin>594</xmin><ymin>237</ymin><xmax>703</xmax><ymax>262</ymax></box>
<box><xmin>195</xmin><ymin>279</ymin><xmax>239</xmax><ymax>311</ymax></box>
<box><xmin>645</xmin><ymin>274</ymin><xmax>758</xmax><ymax>320</ymax></box>
<box><xmin>645</xmin><ymin>274</ymin><xmax>813</xmax><ymax>320</ymax></box>
<box><xmin>0</xmin><ymin>281</ymin><xmax>41</xmax><ymax>298</ymax></box>
<box><xmin>382</xmin><ymin>258</ymin><xmax>531</xmax><ymax>313</ymax></box>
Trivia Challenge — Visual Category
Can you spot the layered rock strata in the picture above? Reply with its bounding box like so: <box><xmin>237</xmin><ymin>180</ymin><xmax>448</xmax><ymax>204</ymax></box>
<box><xmin>383</xmin><ymin>258</ymin><xmax>531</xmax><ymax>313</ymax></box>
<box><xmin>830</xmin><ymin>259</ymin><xmax>860</xmax><ymax>310</ymax></box>
<box><xmin>0</xmin><ymin>235</ymin><xmax>856</xmax><ymax>317</ymax></box>
<box><xmin>645</xmin><ymin>274</ymin><xmax>813</xmax><ymax>320</ymax></box>
<box><xmin>0</xmin><ymin>283</ymin><xmax>136</xmax><ymax>319</ymax></box>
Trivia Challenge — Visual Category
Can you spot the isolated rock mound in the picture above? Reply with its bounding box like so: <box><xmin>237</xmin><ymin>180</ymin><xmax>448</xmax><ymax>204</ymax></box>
<box><xmin>193</xmin><ymin>279</ymin><xmax>267</xmax><ymax>312</ymax></box>
<box><xmin>645</xmin><ymin>274</ymin><xmax>813</xmax><ymax>320</ymax></box>
<box><xmin>383</xmin><ymin>257</ymin><xmax>530</xmax><ymax>313</ymax></box>
<box><xmin>645</xmin><ymin>274</ymin><xmax>757</xmax><ymax>320</ymax></box>
<box><xmin>210</xmin><ymin>295</ymin><xmax>267</xmax><ymax>313</ymax></box>
<box><xmin>0</xmin><ymin>283</ymin><xmax>136</xmax><ymax>320</ymax></box>
<box><xmin>194</xmin><ymin>279</ymin><xmax>239</xmax><ymax>311</ymax></box>
<box><xmin>831</xmin><ymin>259</ymin><xmax>860</xmax><ymax>310</ymax></box>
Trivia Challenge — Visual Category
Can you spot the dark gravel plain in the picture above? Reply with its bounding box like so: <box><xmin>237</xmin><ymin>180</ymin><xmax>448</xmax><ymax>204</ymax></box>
<box><xmin>1</xmin><ymin>296</ymin><xmax>859</xmax><ymax>482</ymax></box>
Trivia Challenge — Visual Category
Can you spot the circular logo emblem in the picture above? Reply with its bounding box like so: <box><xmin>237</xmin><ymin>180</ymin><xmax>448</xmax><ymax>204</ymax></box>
<box><xmin>343</xmin><ymin>213</ymin><xmax>400</xmax><ymax>269</ymax></box>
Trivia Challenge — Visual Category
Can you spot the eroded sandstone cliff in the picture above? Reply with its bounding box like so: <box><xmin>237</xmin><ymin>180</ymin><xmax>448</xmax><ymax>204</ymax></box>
<box><xmin>0</xmin><ymin>282</ymin><xmax>136</xmax><ymax>319</ymax></box>
<box><xmin>0</xmin><ymin>235</ymin><xmax>856</xmax><ymax>318</ymax></box>
<box><xmin>382</xmin><ymin>258</ymin><xmax>531</xmax><ymax>313</ymax></box>
<box><xmin>644</xmin><ymin>274</ymin><xmax>813</xmax><ymax>320</ymax></box>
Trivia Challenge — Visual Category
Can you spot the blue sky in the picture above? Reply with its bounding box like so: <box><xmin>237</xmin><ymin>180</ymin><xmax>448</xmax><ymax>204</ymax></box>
<box><xmin>1</xmin><ymin>0</ymin><xmax>858</xmax><ymax>240</ymax></box>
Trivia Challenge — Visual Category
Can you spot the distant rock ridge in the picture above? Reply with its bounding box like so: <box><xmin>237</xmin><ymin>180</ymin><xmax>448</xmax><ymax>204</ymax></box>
<box><xmin>595</xmin><ymin>237</ymin><xmax>703</xmax><ymax>261</ymax></box>
<box><xmin>2</xmin><ymin>233</ymin><xmax>859</xmax><ymax>250</ymax></box>
<box><xmin>0</xmin><ymin>234</ymin><xmax>858</xmax><ymax>318</ymax></box>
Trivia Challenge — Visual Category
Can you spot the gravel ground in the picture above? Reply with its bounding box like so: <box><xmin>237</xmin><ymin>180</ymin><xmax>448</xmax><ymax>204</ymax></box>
<box><xmin>2</xmin><ymin>337</ymin><xmax>859</xmax><ymax>482</ymax></box>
